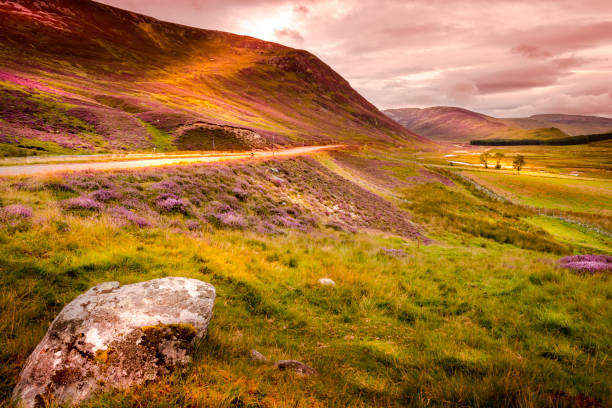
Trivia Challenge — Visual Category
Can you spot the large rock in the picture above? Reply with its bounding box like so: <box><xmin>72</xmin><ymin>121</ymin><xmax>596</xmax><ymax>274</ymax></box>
<box><xmin>13</xmin><ymin>277</ymin><xmax>216</xmax><ymax>408</ymax></box>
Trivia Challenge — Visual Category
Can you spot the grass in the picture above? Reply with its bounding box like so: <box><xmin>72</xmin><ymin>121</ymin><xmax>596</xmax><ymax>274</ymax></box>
<box><xmin>140</xmin><ymin>120</ymin><xmax>176</xmax><ymax>152</ymax></box>
<box><xmin>420</xmin><ymin>142</ymin><xmax>612</xmax><ymax>179</ymax></box>
<box><xmin>0</xmin><ymin>140</ymin><xmax>79</xmax><ymax>158</ymax></box>
<box><xmin>526</xmin><ymin>216</ymin><xmax>612</xmax><ymax>253</ymax></box>
<box><xmin>1</xmin><ymin>216</ymin><xmax>611</xmax><ymax>407</ymax></box>
<box><xmin>462</xmin><ymin>171</ymin><xmax>612</xmax><ymax>215</ymax></box>
<box><xmin>1</xmin><ymin>154</ymin><xmax>611</xmax><ymax>407</ymax></box>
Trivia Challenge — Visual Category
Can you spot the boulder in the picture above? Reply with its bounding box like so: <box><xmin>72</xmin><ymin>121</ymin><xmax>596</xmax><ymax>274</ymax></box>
<box><xmin>13</xmin><ymin>277</ymin><xmax>216</xmax><ymax>408</ymax></box>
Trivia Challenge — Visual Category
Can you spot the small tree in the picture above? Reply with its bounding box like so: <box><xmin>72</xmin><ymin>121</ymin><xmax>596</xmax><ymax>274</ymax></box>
<box><xmin>479</xmin><ymin>152</ymin><xmax>491</xmax><ymax>169</ymax></box>
<box><xmin>494</xmin><ymin>152</ymin><xmax>504</xmax><ymax>169</ymax></box>
<box><xmin>513</xmin><ymin>155</ymin><xmax>525</xmax><ymax>175</ymax></box>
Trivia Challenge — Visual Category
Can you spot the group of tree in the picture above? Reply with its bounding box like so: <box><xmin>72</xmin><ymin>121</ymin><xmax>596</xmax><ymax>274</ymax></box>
<box><xmin>479</xmin><ymin>152</ymin><xmax>525</xmax><ymax>174</ymax></box>
<box><xmin>470</xmin><ymin>131</ymin><xmax>612</xmax><ymax>146</ymax></box>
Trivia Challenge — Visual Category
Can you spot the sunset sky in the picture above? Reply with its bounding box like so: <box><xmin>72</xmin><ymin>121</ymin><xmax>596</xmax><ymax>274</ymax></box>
<box><xmin>98</xmin><ymin>0</ymin><xmax>612</xmax><ymax>118</ymax></box>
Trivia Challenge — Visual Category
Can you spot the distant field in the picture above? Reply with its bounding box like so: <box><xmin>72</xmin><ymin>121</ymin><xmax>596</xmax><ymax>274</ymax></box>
<box><xmin>526</xmin><ymin>216</ymin><xmax>612</xmax><ymax>253</ymax></box>
<box><xmin>420</xmin><ymin>141</ymin><xmax>612</xmax><ymax>179</ymax></box>
<box><xmin>462</xmin><ymin>171</ymin><xmax>612</xmax><ymax>215</ymax></box>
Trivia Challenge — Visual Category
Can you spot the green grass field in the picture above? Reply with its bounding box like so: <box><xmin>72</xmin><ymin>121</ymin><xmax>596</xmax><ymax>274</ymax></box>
<box><xmin>419</xmin><ymin>141</ymin><xmax>612</xmax><ymax>180</ymax></box>
<box><xmin>462</xmin><ymin>171</ymin><xmax>612</xmax><ymax>215</ymax></box>
<box><xmin>1</xmin><ymin>151</ymin><xmax>610</xmax><ymax>407</ymax></box>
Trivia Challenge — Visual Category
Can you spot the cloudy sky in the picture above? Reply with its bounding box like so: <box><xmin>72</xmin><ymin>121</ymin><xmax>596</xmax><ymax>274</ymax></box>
<box><xmin>99</xmin><ymin>0</ymin><xmax>612</xmax><ymax>118</ymax></box>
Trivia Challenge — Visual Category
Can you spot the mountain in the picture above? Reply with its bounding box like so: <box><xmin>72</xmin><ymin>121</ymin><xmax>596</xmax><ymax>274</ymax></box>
<box><xmin>384</xmin><ymin>107</ymin><xmax>612</xmax><ymax>143</ymax></box>
<box><xmin>505</xmin><ymin>114</ymin><xmax>612</xmax><ymax>136</ymax></box>
<box><xmin>383</xmin><ymin>107</ymin><xmax>516</xmax><ymax>143</ymax></box>
<box><xmin>0</xmin><ymin>0</ymin><xmax>427</xmax><ymax>156</ymax></box>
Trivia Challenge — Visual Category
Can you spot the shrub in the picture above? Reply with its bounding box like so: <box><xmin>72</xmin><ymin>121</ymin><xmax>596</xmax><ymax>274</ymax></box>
<box><xmin>61</xmin><ymin>197</ymin><xmax>102</xmax><ymax>211</ymax></box>
<box><xmin>155</xmin><ymin>197</ymin><xmax>189</xmax><ymax>214</ymax></box>
<box><xmin>109</xmin><ymin>206</ymin><xmax>151</xmax><ymax>228</ymax></box>
<box><xmin>152</xmin><ymin>179</ymin><xmax>180</xmax><ymax>191</ymax></box>
<box><xmin>1</xmin><ymin>204</ymin><xmax>33</xmax><ymax>219</ymax></box>
<box><xmin>186</xmin><ymin>220</ymin><xmax>201</xmax><ymax>231</ymax></box>
<box><xmin>559</xmin><ymin>255</ymin><xmax>612</xmax><ymax>274</ymax></box>
<box><xmin>232</xmin><ymin>186</ymin><xmax>248</xmax><ymax>200</ymax></box>
<box><xmin>209</xmin><ymin>210</ymin><xmax>247</xmax><ymax>229</ymax></box>
<box><xmin>45</xmin><ymin>181</ymin><xmax>74</xmax><ymax>193</ymax></box>
<box><xmin>0</xmin><ymin>204</ymin><xmax>33</xmax><ymax>226</ymax></box>
<box><xmin>91</xmin><ymin>189</ymin><xmax>120</xmax><ymax>202</ymax></box>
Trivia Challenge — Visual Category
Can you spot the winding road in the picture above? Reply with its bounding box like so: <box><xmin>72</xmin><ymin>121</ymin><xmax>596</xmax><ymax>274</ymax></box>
<box><xmin>0</xmin><ymin>145</ymin><xmax>344</xmax><ymax>177</ymax></box>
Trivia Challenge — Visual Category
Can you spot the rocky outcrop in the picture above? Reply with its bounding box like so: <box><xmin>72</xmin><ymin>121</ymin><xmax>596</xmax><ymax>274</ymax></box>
<box><xmin>13</xmin><ymin>277</ymin><xmax>216</xmax><ymax>408</ymax></box>
<box><xmin>174</xmin><ymin>121</ymin><xmax>268</xmax><ymax>150</ymax></box>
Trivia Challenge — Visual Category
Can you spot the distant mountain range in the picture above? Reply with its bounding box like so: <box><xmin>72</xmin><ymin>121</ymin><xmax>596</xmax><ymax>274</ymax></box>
<box><xmin>384</xmin><ymin>107</ymin><xmax>612</xmax><ymax>143</ymax></box>
<box><xmin>0</xmin><ymin>0</ymin><xmax>427</xmax><ymax>156</ymax></box>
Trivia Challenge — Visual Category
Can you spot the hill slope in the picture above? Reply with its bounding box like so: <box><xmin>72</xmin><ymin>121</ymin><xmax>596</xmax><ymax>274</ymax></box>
<box><xmin>0</xmin><ymin>0</ymin><xmax>427</xmax><ymax>156</ymax></box>
<box><xmin>506</xmin><ymin>114</ymin><xmax>612</xmax><ymax>136</ymax></box>
<box><xmin>384</xmin><ymin>107</ymin><xmax>612</xmax><ymax>143</ymax></box>
<box><xmin>384</xmin><ymin>107</ymin><xmax>519</xmax><ymax>143</ymax></box>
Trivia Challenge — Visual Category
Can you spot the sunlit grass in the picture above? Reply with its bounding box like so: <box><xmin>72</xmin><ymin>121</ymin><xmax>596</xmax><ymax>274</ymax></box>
<box><xmin>463</xmin><ymin>170</ymin><xmax>612</xmax><ymax>215</ymax></box>
<box><xmin>1</xmin><ymin>203</ymin><xmax>611</xmax><ymax>406</ymax></box>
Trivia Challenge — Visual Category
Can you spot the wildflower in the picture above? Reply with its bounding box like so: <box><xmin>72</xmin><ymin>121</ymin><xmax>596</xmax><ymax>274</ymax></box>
<box><xmin>559</xmin><ymin>255</ymin><xmax>612</xmax><ymax>274</ymax></box>
<box><xmin>62</xmin><ymin>197</ymin><xmax>102</xmax><ymax>211</ymax></box>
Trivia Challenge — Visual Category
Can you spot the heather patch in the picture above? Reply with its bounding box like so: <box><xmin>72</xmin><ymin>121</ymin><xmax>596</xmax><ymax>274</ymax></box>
<box><xmin>156</xmin><ymin>197</ymin><xmax>189</xmax><ymax>214</ymax></box>
<box><xmin>208</xmin><ymin>210</ymin><xmax>248</xmax><ymax>229</ymax></box>
<box><xmin>559</xmin><ymin>255</ymin><xmax>612</xmax><ymax>274</ymax></box>
<box><xmin>186</xmin><ymin>220</ymin><xmax>201</xmax><ymax>231</ymax></box>
<box><xmin>61</xmin><ymin>196</ymin><xmax>103</xmax><ymax>212</ymax></box>
<box><xmin>108</xmin><ymin>206</ymin><xmax>151</xmax><ymax>228</ymax></box>
<box><xmin>0</xmin><ymin>158</ymin><xmax>423</xmax><ymax>238</ymax></box>
<box><xmin>0</xmin><ymin>204</ymin><xmax>33</xmax><ymax>227</ymax></box>
<box><xmin>91</xmin><ymin>189</ymin><xmax>120</xmax><ymax>202</ymax></box>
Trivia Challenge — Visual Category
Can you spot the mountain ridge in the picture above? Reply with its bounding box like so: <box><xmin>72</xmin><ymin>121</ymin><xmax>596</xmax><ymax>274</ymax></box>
<box><xmin>384</xmin><ymin>106</ymin><xmax>612</xmax><ymax>143</ymax></box>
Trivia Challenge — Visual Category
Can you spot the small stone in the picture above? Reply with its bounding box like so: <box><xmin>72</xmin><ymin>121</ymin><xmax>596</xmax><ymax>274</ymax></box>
<box><xmin>269</xmin><ymin>175</ymin><xmax>286</xmax><ymax>185</ymax></box>
<box><xmin>250</xmin><ymin>350</ymin><xmax>269</xmax><ymax>363</ymax></box>
<box><xmin>275</xmin><ymin>360</ymin><xmax>318</xmax><ymax>376</ymax></box>
<box><xmin>380</xmin><ymin>248</ymin><xmax>407</xmax><ymax>258</ymax></box>
<box><xmin>318</xmin><ymin>278</ymin><xmax>336</xmax><ymax>286</ymax></box>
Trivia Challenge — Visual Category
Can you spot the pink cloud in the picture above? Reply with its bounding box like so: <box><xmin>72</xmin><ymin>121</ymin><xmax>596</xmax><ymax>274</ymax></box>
<box><xmin>275</xmin><ymin>28</ymin><xmax>304</xmax><ymax>44</ymax></box>
<box><xmin>511</xmin><ymin>44</ymin><xmax>552</xmax><ymax>59</ymax></box>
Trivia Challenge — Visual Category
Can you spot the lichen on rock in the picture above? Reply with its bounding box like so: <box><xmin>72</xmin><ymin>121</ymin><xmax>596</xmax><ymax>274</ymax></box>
<box><xmin>12</xmin><ymin>277</ymin><xmax>216</xmax><ymax>408</ymax></box>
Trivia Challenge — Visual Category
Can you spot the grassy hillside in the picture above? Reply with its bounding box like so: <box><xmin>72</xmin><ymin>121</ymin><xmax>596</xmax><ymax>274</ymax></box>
<box><xmin>0</xmin><ymin>0</ymin><xmax>427</xmax><ymax>157</ymax></box>
<box><xmin>1</xmin><ymin>150</ymin><xmax>611</xmax><ymax>407</ymax></box>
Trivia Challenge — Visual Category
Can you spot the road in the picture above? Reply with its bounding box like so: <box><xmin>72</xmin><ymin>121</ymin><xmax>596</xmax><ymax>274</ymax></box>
<box><xmin>0</xmin><ymin>145</ymin><xmax>344</xmax><ymax>177</ymax></box>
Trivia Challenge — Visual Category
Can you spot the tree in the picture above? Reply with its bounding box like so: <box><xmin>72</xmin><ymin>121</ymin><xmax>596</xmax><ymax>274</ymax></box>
<box><xmin>494</xmin><ymin>152</ymin><xmax>504</xmax><ymax>169</ymax></box>
<box><xmin>513</xmin><ymin>155</ymin><xmax>525</xmax><ymax>175</ymax></box>
<box><xmin>479</xmin><ymin>152</ymin><xmax>491</xmax><ymax>169</ymax></box>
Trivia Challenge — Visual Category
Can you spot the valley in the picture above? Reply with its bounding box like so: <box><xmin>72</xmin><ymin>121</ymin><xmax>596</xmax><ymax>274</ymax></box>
<box><xmin>0</xmin><ymin>1</ymin><xmax>610</xmax><ymax>407</ymax></box>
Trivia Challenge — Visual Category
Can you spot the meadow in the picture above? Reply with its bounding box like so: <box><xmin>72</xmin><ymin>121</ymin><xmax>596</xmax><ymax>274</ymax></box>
<box><xmin>460</xmin><ymin>171</ymin><xmax>612</xmax><ymax>215</ymax></box>
<box><xmin>419</xmin><ymin>141</ymin><xmax>612</xmax><ymax>179</ymax></box>
<box><xmin>1</xmin><ymin>153</ymin><xmax>611</xmax><ymax>407</ymax></box>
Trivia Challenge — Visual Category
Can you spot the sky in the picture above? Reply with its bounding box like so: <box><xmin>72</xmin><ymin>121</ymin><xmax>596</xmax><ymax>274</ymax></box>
<box><xmin>98</xmin><ymin>0</ymin><xmax>612</xmax><ymax>118</ymax></box>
